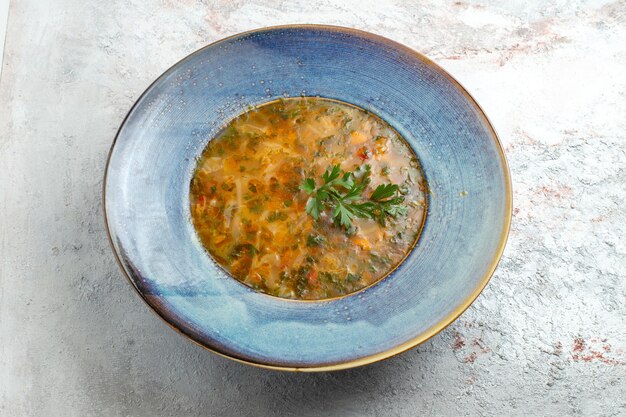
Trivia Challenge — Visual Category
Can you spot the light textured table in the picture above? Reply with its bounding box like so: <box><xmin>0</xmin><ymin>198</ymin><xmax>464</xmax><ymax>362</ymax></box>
<box><xmin>1</xmin><ymin>1</ymin><xmax>625</xmax><ymax>416</ymax></box>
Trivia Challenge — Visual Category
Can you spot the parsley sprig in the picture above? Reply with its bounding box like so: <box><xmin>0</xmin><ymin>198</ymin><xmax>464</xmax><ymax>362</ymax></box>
<box><xmin>301</xmin><ymin>164</ymin><xmax>407</xmax><ymax>228</ymax></box>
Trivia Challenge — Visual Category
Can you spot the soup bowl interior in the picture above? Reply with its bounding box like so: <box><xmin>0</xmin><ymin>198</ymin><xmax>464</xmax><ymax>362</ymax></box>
<box><xmin>104</xmin><ymin>25</ymin><xmax>510</xmax><ymax>370</ymax></box>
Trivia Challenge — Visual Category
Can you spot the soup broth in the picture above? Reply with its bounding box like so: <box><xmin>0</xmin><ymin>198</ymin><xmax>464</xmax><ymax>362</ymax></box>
<box><xmin>190</xmin><ymin>98</ymin><xmax>427</xmax><ymax>300</ymax></box>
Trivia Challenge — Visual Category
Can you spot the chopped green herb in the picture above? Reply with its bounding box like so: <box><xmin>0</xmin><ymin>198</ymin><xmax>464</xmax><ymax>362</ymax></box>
<box><xmin>370</xmin><ymin>253</ymin><xmax>391</xmax><ymax>265</ymax></box>
<box><xmin>229</xmin><ymin>243</ymin><xmax>258</xmax><ymax>261</ymax></box>
<box><xmin>306</xmin><ymin>234</ymin><xmax>326</xmax><ymax>247</ymax></box>
<box><xmin>390</xmin><ymin>231</ymin><xmax>404</xmax><ymax>244</ymax></box>
<box><xmin>320</xmin><ymin>271</ymin><xmax>345</xmax><ymax>292</ymax></box>
<box><xmin>221</xmin><ymin>182</ymin><xmax>235</xmax><ymax>191</ymax></box>
<box><xmin>266</xmin><ymin>211</ymin><xmax>288</xmax><ymax>222</ymax></box>
<box><xmin>346</xmin><ymin>273</ymin><xmax>361</xmax><ymax>283</ymax></box>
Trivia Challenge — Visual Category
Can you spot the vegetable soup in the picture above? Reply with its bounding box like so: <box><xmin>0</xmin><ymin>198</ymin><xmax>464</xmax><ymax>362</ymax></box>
<box><xmin>190</xmin><ymin>98</ymin><xmax>427</xmax><ymax>300</ymax></box>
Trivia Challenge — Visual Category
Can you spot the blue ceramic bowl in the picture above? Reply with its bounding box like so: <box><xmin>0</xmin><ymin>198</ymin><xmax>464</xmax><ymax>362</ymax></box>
<box><xmin>104</xmin><ymin>25</ymin><xmax>511</xmax><ymax>371</ymax></box>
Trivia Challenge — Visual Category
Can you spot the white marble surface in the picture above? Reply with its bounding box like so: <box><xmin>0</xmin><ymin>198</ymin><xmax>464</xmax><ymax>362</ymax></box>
<box><xmin>0</xmin><ymin>0</ymin><xmax>9</xmax><ymax>69</ymax></box>
<box><xmin>1</xmin><ymin>1</ymin><xmax>625</xmax><ymax>416</ymax></box>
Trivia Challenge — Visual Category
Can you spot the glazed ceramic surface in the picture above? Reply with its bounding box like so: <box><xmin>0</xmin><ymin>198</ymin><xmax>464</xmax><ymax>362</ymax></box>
<box><xmin>104</xmin><ymin>25</ymin><xmax>511</xmax><ymax>371</ymax></box>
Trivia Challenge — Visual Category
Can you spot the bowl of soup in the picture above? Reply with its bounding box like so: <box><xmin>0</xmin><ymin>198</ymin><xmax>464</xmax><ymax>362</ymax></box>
<box><xmin>104</xmin><ymin>25</ymin><xmax>511</xmax><ymax>371</ymax></box>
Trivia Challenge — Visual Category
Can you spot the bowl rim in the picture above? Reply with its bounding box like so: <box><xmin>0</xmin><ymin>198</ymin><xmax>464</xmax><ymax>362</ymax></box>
<box><xmin>103</xmin><ymin>24</ymin><xmax>512</xmax><ymax>372</ymax></box>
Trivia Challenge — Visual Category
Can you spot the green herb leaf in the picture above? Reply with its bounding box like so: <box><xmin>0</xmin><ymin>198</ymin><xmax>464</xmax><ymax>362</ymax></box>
<box><xmin>350</xmin><ymin>202</ymin><xmax>375</xmax><ymax>218</ymax></box>
<box><xmin>301</xmin><ymin>178</ymin><xmax>316</xmax><ymax>194</ymax></box>
<box><xmin>322</xmin><ymin>164</ymin><xmax>341</xmax><ymax>184</ymax></box>
<box><xmin>306</xmin><ymin>234</ymin><xmax>326</xmax><ymax>247</ymax></box>
<box><xmin>333</xmin><ymin>172</ymin><xmax>355</xmax><ymax>189</ymax></box>
<box><xmin>370</xmin><ymin>184</ymin><xmax>399</xmax><ymax>201</ymax></box>
<box><xmin>305</xmin><ymin>197</ymin><xmax>323</xmax><ymax>220</ymax></box>
<box><xmin>342</xmin><ymin>183</ymin><xmax>366</xmax><ymax>202</ymax></box>
<box><xmin>332</xmin><ymin>202</ymin><xmax>355</xmax><ymax>228</ymax></box>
